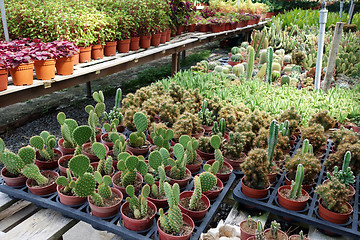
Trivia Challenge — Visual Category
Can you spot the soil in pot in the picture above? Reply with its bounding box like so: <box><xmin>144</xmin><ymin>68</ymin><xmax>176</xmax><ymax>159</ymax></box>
<box><xmin>278</xmin><ymin>186</ymin><xmax>309</xmax><ymax>211</ymax></box>
<box><xmin>158</xmin><ymin>214</ymin><xmax>194</xmax><ymax>239</ymax></box>
<box><xmin>58</xmin><ymin>138</ymin><xmax>75</xmax><ymax>155</ymax></box>
<box><xmin>126</xmin><ymin>139</ymin><xmax>151</xmax><ymax>156</ymax></box>
<box><xmin>241</xmin><ymin>177</ymin><xmax>270</xmax><ymax>199</ymax></box>
<box><xmin>89</xmin><ymin>191</ymin><xmax>121</xmax><ymax>207</ymax></box>
<box><xmin>35</xmin><ymin>149</ymin><xmax>63</xmax><ymax>170</ymax></box>
<box><xmin>57</xmin><ymin>185</ymin><xmax>87</xmax><ymax>206</ymax></box>
<box><xmin>196</xmin><ymin>148</ymin><xmax>214</xmax><ymax>161</ymax></box>
<box><xmin>179</xmin><ymin>197</ymin><xmax>207</xmax><ymax>211</ymax></box>
<box><xmin>264</xmin><ymin>229</ymin><xmax>288</xmax><ymax>240</ymax></box>
<box><xmin>88</xmin><ymin>188</ymin><xmax>123</xmax><ymax>218</ymax></box>
<box><xmin>223</xmin><ymin>151</ymin><xmax>246</xmax><ymax>170</ymax></box>
<box><xmin>186</xmin><ymin>155</ymin><xmax>202</xmax><ymax>173</ymax></box>
<box><xmin>27</xmin><ymin>172</ymin><xmax>57</xmax><ymax>188</ymax></box>
<box><xmin>240</xmin><ymin>219</ymin><xmax>257</xmax><ymax>240</ymax></box>
<box><xmin>289</xmin><ymin>235</ymin><xmax>309</xmax><ymax>240</ymax></box>
<box><xmin>36</xmin><ymin>150</ymin><xmax>62</xmax><ymax>163</ymax></box>
<box><xmin>123</xmin><ymin>202</ymin><xmax>155</xmax><ymax>220</ymax></box>
<box><xmin>112</xmin><ymin>171</ymin><xmax>143</xmax><ymax>197</ymax></box>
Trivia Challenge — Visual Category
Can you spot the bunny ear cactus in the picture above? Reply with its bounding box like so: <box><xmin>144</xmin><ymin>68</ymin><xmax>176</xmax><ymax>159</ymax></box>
<box><xmin>268</xmin><ymin>120</ymin><xmax>279</xmax><ymax>169</ymax></box>
<box><xmin>117</xmin><ymin>153</ymin><xmax>147</xmax><ymax>187</ymax></box>
<box><xmin>199</xmin><ymin>171</ymin><xmax>217</xmax><ymax>192</ymax></box>
<box><xmin>210</xmin><ymin>135</ymin><xmax>223</xmax><ymax>169</ymax></box>
<box><xmin>91</xmin><ymin>171</ymin><xmax>113</xmax><ymax>207</ymax></box>
<box><xmin>57</xmin><ymin>112</ymin><xmax>78</xmax><ymax>149</ymax></box>
<box><xmin>30</xmin><ymin>131</ymin><xmax>56</xmax><ymax>160</ymax></box>
<box><xmin>126</xmin><ymin>184</ymin><xmax>150</xmax><ymax>219</ymax></box>
<box><xmin>110</xmin><ymin>132</ymin><xmax>126</xmax><ymax>157</ymax></box>
<box><xmin>289</xmin><ymin>164</ymin><xmax>304</xmax><ymax>199</ymax></box>
<box><xmin>189</xmin><ymin>176</ymin><xmax>202</xmax><ymax>210</ymax></box>
<box><xmin>168</xmin><ymin>143</ymin><xmax>187</xmax><ymax>180</ymax></box>
<box><xmin>148</xmin><ymin>150</ymin><xmax>163</xmax><ymax>172</ymax></box>
<box><xmin>128</xmin><ymin>112</ymin><xmax>148</xmax><ymax>148</ymax></box>
<box><xmin>91</xmin><ymin>143</ymin><xmax>112</xmax><ymax>175</ymax></box>
<box><xmin>22</xmin><ymin>164</ymin><xmax>48</xmax><ymax>186</ymax></box>
<box><xmin>68</xmin><ymin>154</ymin><xmax>91</xmax><ymax>178</ymax></box>
<box><xmin>159</xmin><ymin>183</ymin><xmax>183</xmax><ymax>234</ymax></box>
<box><xmin>72</xmin><ymin>125</ymin><xmax>92</xmax><ymax>156</ymax></box>
<box><xmin>150</xmin><ymin>123</ymin><xmax>174</xmax><ymax>150</ymax></box>
<box><xmin>0</xmin><ymin>146</ymin><xmax>36</xmax><ymax>175</ymax></box>
<box><xmin>179</xmin><ymin>135</ymin><xmax>199</xmax><ymax>165</ymax></box>
<box><xmin>56</xmin><ymin>169</ymin><xmax>74</xmax><ymax>194</ymax></box>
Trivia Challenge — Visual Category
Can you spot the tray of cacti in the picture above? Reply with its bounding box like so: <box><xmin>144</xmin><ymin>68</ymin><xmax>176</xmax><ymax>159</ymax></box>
<box><xmin>233</xmin><ymin>135</ymin><xmax>360</xmax><ymax>239</ymax></box>
<box><xmin>0</xmin><ymin>114</ymin><xmax>236</xmax><ymax>240</ymax></box>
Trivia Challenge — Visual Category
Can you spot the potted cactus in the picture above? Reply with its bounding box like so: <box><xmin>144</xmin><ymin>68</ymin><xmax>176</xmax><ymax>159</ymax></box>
<box><xmin>112</xmin><ymin>152</ymin><xmax>147</xmax><ymax>196</ymax></box>
<box><xmin>198</xmin><ymin>100</ymin><xmax>215</xmax><ymax>133</ymax></box>
<box><xmin>228</xmin><ymin>54</ymin><xmax>243</xmax><ymax>66</ymax></box>
<box><xmin>285</xmin><ymin>139</ymin><xmax>321</xmax><ymax>192</ymax></box>
<box><xmin>157</xmin><ymin>183</ymin><xmax>194</xmax><ymax>240</ymax></box>
<box><xmin>25</xmin><ymin>163</ymin><xmax>59</xmax><ymax>196</ymax></box>
<box><xmin>289</xmin><ymin>231</ymin><xmax>309</xmax><ymax>240</ymax></box>
<box><xmin>90</xmin><ymin>143</ymin><xmax>114</xmax><ymax>177</ymax></box>
<box><xmin>103</xmin><ymin>88</ymin><xmax>124</xmax><ymax>133</ymax></box>
<box><xmin>197</xmin><ymin>167</ymin><xmax>223</xmax><ymax>200</ymax></box>
<box><xmin>178</xmin><ymin>176</ymin><xmax>210</xmax><ymax>221</ymax></box>
<box><xmin>205</xmin><ymin>135</ymin><xmax>233</xmax><ymax>182</ymax></box>
<box><xmin>56</xmin><ymin>112</ymin><xmax>78</xmax><ymax>155</ymax></box>
<box><xmin>197</xmin><ymin>136</ymin><xmax>215</xmax><ymax>160</ymax></box>
<box><xmin>144</xmin><ymin>165</ymin><xmax>168</xmax><ymax>208</ymax></box>
<box><xmin>173</xmin><ymin>112</ymin><xmax>204</xmax><ymax>140</ymax></box>
<box><xmin>247</xmin><ymin>221</ymin><xmax>265</xmax><ymax>240</ymax></box>
<box><xmin>101</xmin><ymin>119</ymin><xmax>121</xmax><ymax>150</ymax></box>
<box><xmin>326</xmin><ymin>151</ymin><xmax>355</xmax><ymax>200</ymax></box>
<box><xmin>165</xmin><ymin>143</ymin><xmax>192</xmax><ymax>188</ymax></box>
<box><xmin>264</xmin><ymin>220</ymin><xmax>288</xmax><ymax>240</ymax></box>
<box><xmin>301</xmin><ymin>123</ymin><xmax>326</xmax><ymax>153</ymax></box>
<box><xmin>278</xmin><ymin>164</ymin><xmax>310</xmax><ymax>211</ymax></box>
<box><xmin>222</xmin><ymin>132</ymin><xmax>247</xmax><ymax>170</ymax></box>
<box><xmin>316</xmin><ymin>177</ymin><xmax>353</xmax><ymax>224</ymax></box>
<box><xmin>30</xmin><ymin>131</ymin><xmax>63</xmax><ymax>170</ymax></box>
<box><xmin>56</xmin><ymin>167</ymin><xmax>86</xmax><ymax>206</ymax></box>
<box><xmin>240</xmin><ymin>148</ymin><xmax>270</xmax><ymax>199</ymax></box>
<box><xmin>267</xmin><ymin>120</ymin><xmax>281</xmax><ymax>183</ymax></box>
<box><xmin>126</xmin><ymin>112</ymin><xmax>151</xmax><ymax>155</ymax></box>
<box><xmin>240</xmin><ymin>216</ymin><xmax>257</xmax><ymax>240</ymax></box>
<box><xmin>179</xmin><ymin>135</ymin><xmax>202</xmax><ymax>173</ymax></box>
<box><xmin>150</xmin><ymin>123</ymin><xmax>174</xmax><ymax>151</ymax></box>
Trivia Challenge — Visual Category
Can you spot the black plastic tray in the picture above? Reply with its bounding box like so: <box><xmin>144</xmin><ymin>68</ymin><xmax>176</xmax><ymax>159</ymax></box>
<box><xmin>0</xmin><ymin>168</ymin><xmax>235</xmax><ymax>240</ymax></box>
<box><xmin>233</xmin><ymin>140</ymin><xmax>360</xmax><ymax>239</ymax></box>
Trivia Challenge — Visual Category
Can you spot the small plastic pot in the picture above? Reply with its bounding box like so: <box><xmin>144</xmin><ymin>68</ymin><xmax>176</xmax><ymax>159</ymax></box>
<box><xmin>157</xmin><ymin>213</ymin><xmax>194</xmax><ymax>240</ymax></box>
<box><xmin>178</xmin><ymin>191</ymin><xmax>210</xmax><ymax>221</ymax></box>
<box><xmin>148</xmin><ymin>195</ymin><xmax>168</xmax><ymax>209</ymax></box>
<box><xmin>196</xmin><ymin>149</ymin><xmax>214</xmax><ymax>161</ymax></box>
<box><xmin>277</xmin><ymin>185</ymin><xmax>309</xmax><ymax>211</ymax></box>
<box><xmin>165</xmin><ymin>166</ymin><xmax>192</xmax><ymax>189</ymax></box>
<box><xmin>318</xmin><ymin>199</ymin><xmax>353</xmax><ymax>224</ymax></box>
<box><xmin>57</xmin><ymin>185</ymin><xmax>86</xmax><ymax>206</ymax></box>
<box><xmin>191</xmin><ymin>127</ymin><xmax>205</xmax><ymax>139</ymax></box>
<box><xmin>1</xmin><ymin>167</ymin><xmax>27</xmax><ymax>187</ymax></box>
<box><xmin>222</xmin><ymin>151</ymin><xmax>246</xmax><ymax>170</ymax></box>
<box><xmin>82</xmin><ymin>142</ymin><xmax>109</xmax><ymax>162</ymax></box>
<box><xmin>201</xmin><ymin>125</ymin><xmax>213</xmax><ymax>133</ymax></box>
<box><xmin>201</xmin><ymin>177</ymin><xmax>223</xmax><ymax>200</ymax></box>
<box><xmin>264</xmin><ymin>228</ymin><xmax>288</xmax><ymax>240</ymax></box>
<box><xmin>205</xmin><ymin>160</ymin><xmax>233</xmax><ymax>182</ymax></box>
<box><xmin>88</xmin><ymin>187</ymin><xmax>123</xmax><ymax>218</ymax></box>
<box><xmin>121</xmin><ymin>200</ymin><xmax>157</xmax><ymax>231</ymax></box>
<box><xmin>26</xmin><ymin>170</ymin><xmax>59</xmax><ymax>195</ymax></box>
<box><xmin>35</xmin><ymin>149</ymin><xmax>63</xmax><ymax>170</ymax></box>
<box><xmin>240</xmin><ymin>220</ymin><xmax>256</xmax><ymax>240</ymax></box>
<box><xmin>58</xmin><ymin>154</ymin><xmax>74</xmax><ymax>176</ymax></box>
<box><xmin>126</xmin><ymin>139</ymin><xmax>150</xmax><ymax>156</ymax></box>
<box><xmin>112</xmin><ymin>171</ymin><xmax>143</xmax><ymax>197</ymax></box>
<box><xmin>241</xmin><ymin>177</ymin><xmax>270</xmax><ymax>199</ymax></box>
<box><xmin>58</xmin><ymin>138</ymin><xmax>75</xmax><ymax>155</ymax></box>
<box><xmin>104</xmin><ymin>41</ymin><xmax>117</xmax><ymax>56</ymax></box>
<box><xmin>100</xmin><ymin>132</ymin><xmax>114</xmax><ymax>150</ymax></box>
<box><xmin>185</xmin><ymin>155</ymin><xmax>203</xmax><ymax>174</ymax></box>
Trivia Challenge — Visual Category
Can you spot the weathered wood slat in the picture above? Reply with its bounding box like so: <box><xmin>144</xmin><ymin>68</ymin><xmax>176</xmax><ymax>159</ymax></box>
<box><xmin>0</xmin><ymin>192</ymin><xmax>18</xmax><ymax>212</ymax></box>
<box><xmin>0</xmin><ymin>202</ymin><xmax>38</xmax><ymax>232</ymax></box>
<box><xmin>2</xmin><ymin>208</ymin><xmax>78</xmax><ymax>240</ymax></box>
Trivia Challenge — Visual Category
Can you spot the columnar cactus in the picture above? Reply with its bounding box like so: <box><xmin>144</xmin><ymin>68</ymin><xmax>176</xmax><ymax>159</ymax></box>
<box><xmin>189</xmin><ymin>176</ymin><xmax>202</xmax><ymax>210</ymax></box>
<box><xmin>72</xmin><ymin>125</ymin><xmax>93</xmax><ymax>156</ymax></box>
<box><xmin>126</xmin><ymin>184</ymin><xmax>150</xmax><ymax>219</ymax></box>
<box><xmin>198</xmin><ymin>100</ymin><xmax>215</xmax><ymax>126</ymax></box>
<box><xmin>246</xmin><ymin>46</ymin><xmax>254</xmax><ymax>81</ymax></box>
<box><xmin>57</xmin><ymin>112</ymin><xmax>78</xmax><ymax>149</ymax></box>
<box><xmin>255</xmin><ymin>221</ymin><xmax>265</xmax><ymax>240</ymax></box>
<box><xmin>104</xmin><ymin>88</ymin><xmax>124</xmax><ymax>123</ymax></box>
<box><xmin>85</xmin><ymin>91</ymin><xmax>105</xmax><ymax>144</ymax></box>
<box><xmin>231</xmin><ymin>47</ymin><xmax>240</xmax><ymax>55</ymax></box>
<box><xmin>30</xmin><ymin>131</ymin><xmax>56</xmax><ymax>160</ymax></box>
<box><xmin>222</xmin><ymin>132</ymin><xmax>245</xmax><ymax>159</ymax></box>
<box><xmin>179</xmin><ymin>135</ymin><xmax>199</xmax><ymax>165</ymax></box>
<box><xmin>232</xmin><ymin>64</ymin><xmax>245</xmax><ymax>77</ymax></box>
<box><xmin>289</xmin><ymin>164</ymin><xmax>304</xmax><ymax>199</ymax></box>
<box><xmin>150</xmin><ymin>123</ymin><xmax>174</xmax><ymax>150</ymax></box>
<box><xmin>159</xmin><ymin>183</ymin><xmax>183</xmax><ymax>234</ymax></box>
<box><xmin>199</xmin><ymin>171</ymin><xmax>217</xmax><ymax>192</ymax></box>
<box><xmin>247</xmin><ymin>215</ymin><xmax>256</xmax><ymax>229</ymax></box>
<box><xmin>270</xmin><ymin>220</ymin><xmax>280</xmax><ymax>238</ymax></box>
<box><xmin>92</xmin><ymin>142</ymin><xmax>112</xmax><ymax>175</ymax></box>
<box><xmin>168</xmin><ymin>143</ymin><xmax>187</xmax><ymax>180</ymax></box>
<box><xmin>267</xmin><ymin>120</ymin><xmax>279</xmax><ymax>169</ymax></box>
<box><xmin>117</xmin><ymin>152</ymin><xmax>147</xmax><ymax>187</ymax></box>
<box><xmin>211</xmin><ymin>118</ymin><xmax>226</xmax><ymax>139</ymax></box>
<box><xmin>327</xmin><ymin>151</ymin><xmax>354</xmax><ymax>187</ymax></box>
<box><xmin>129</xmin><ymin>112</ymin><xmax>148</xmax><ymax>148</ymax></box>
<box><xmin>265</xmin><ymin>47</ymin><xmax>273</xmax><ymax>84</ymax></box>
<box><xmin>230</xmin><ymin>54</ymin><xmax>242</xmax><ymax>63</ymax></box>
<box><xmin>210</xmin><ymin>135</ymin><xmax>223</xmax><ymax>170</ymax></box>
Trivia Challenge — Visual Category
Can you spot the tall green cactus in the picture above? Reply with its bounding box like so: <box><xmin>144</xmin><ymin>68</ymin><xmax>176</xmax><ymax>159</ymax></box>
<box><xmin>126</xmin><ymin>184</ymin><xmax>150</xmax><ymax>219</ymax></box>
<box><xmin>267</xmin><ymin>120</ymin><xmax>279</xmax><ymax>169</ymax></box>
<box><xmin>104</xmin><ymin>88</ymin><xmax>123</xmax><ymax>123</ymax></box>
<box><xmin>129</xmin><ymin>112</ymin><xmax>148</xmax><ymax>147</ymax></box>
<box><xmin>301</xmin><ymin>139</ymin><xmax>313</xmax><ymax>154</ymax></box>
<box><xmin>327</xmin><ymin>151</ymin><xmax>354</xmax><ymax>187</ymax></box>
<box><xmin>246</xmin><ymin>46</ymin><xmax>255</xmax><ymax>81</ymax></box>
<box><xmin>255</xmin><ymin>221</ymin><xmax>265</xmax><ymax>240</ymax></box>
<box><xmin>150</xmin><ymin>123</ymin><xmax>174</xmax><ymax>150</ymax></box>
<box><xmin>270</xmin><ymin>220</ymin><xmax>280</xmax><ymax>238</ymax></box>
<box><xmin>57</xmin><ymin>112</ymin><xmax>78</xmax><ymax>149</ymax></box>
<box><xmin>72</xmin><ymin>125</ymin><xmax>92</xmax><ymax>156</ymax></box>
<box><xmin>211</xmin><ymin>118</ymin><xmax>226</xmax><ymax>139</ymax></box>
<box><xmin>30</xmin><ymin>131</ymin><xmax>56</xmax><ymax>160</ymax></box>
<box><xmin>279</xmin><ymin>120</ymin><xmax>289</xmax><ymax>137</ymax></box>
<box><xmin>198</xmin><ymin>100</ymin><xmax>215</xmax><ymax>126</ymax></box>
<box><xmin>85</xmin><ymin>91</ymin><xmax>105</xmax><ymax>144</ymax></box>
<box><xmin>159</xmin><ymin>183</ymin><xmax>183</xmax><ymax>234</ymax></box>
<box><xmin>290</xmin><ymin>164</ymin><xmax>304</xmax><ymax>199</ymax></box>
<box><xmin>189</xmin><ymin>176</ymin><xmax>202</xmax><ymax>210</ymax></box>
<box><xmin>265</xmin><ymin>47</ymin><xmax>273</xmax><ymax>84</ymax></box>
<box><xmin>117</xmin><ymin>152</ymin><xmax>147</xmax><ymax>187</ymax></box>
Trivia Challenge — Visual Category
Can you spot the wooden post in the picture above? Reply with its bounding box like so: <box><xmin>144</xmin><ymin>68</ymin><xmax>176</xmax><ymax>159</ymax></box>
<box><xmin>182</xmin><ymin>50</ymin><xmax>186</xmax><ymax>61</ymax></box>
<box><xmin>177</xmin><ymin>52</ymin><xmax>181</xmax><ymax>71</ymax></box>
<box><xmin>86</xmin><ymin>82</ymin><xmax>92</xmax><ymax>98</ymax></box>
<box><xmin>172</xmin><ymin>53</ymin><xmax>178</xmax><ymax>76</ymax></box>
<box><xmin>323</xmin><ymin>22</ymin><xmax>343</xmax><ymax>93</ymax></box>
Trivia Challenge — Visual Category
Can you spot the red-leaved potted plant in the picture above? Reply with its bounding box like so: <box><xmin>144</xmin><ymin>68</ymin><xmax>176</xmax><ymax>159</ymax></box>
<box><xmin>31</xmin><ymin>41</ymin><xmax>57</xmax><ymax>80</ymax></box>
<box><xmin>54</xmin><ymin>40</ymin><xmax>78</xmax><ymax>75</ymax></box>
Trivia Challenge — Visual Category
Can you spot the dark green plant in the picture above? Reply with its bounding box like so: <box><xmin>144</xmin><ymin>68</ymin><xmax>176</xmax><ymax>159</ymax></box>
<box><xmin>29</xmin><ymin>131</ymin><xmax>56</xmax><ymax>160</ymax></box>
<box><xmin>129</xmin><ymin>112</ymin><xmax>148</xmax><ymax>148</ymax></box>
<box><xmin>150</xmin><ymin>123</ymin><xmax>174</xmax><ymax>150</ymax></box>
<box><xmin>104</xmin><ymin>88</ymin><xmax>123</xmax><ymax>123</ymax></box>
<box><xmin>289</xmin><ymin>164</ymin><xmax>304</xmax><ymax>199</ymax></box>
<box><xmin>198</xmin><ymin>100</ymin><xmax>215</xmax><ymax>126</ymax></box>
<box><xmin>327</xmin><ymin>151</ymin><xmax>354</xmax><ymax>187</ymax></box>
<box><xmin>179</xmin><ymin>135</ymin><xmax>199</xmax><ymax>165</ymax></box>
<box><xmin>241</xmin><ymin>148</ymin><xmax>269</xmax><ymax>189</ymax></box>
<box><xmin>57</xmin><ymin>112</ymin><xmax>79</xmax><ymax>149</ymax></box>
<box><xmin>125</xmin><ymin>184</ymin><xmax>150</xmax><ymax>219</ymax></box>
<box><xmin>116</xmin><ymin>152</ymin><xmax>147</xmax><ymax>187</ymax></box>
<box><xmin>92</xmin><ymin>142</ymin><xmax>112</xmax><ymax>175</ymax></box>
<box><xmin>168</xmin><ymin>143</ymin><xmax>187</xmax><ymax>180</ymax></box>
<box><xmin>211</xmin><ymin>118</ymin><xmax>226</xmax><ymax>139</ymax></box>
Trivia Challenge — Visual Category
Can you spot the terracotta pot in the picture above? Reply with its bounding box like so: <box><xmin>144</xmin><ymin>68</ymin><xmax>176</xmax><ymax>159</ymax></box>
<box><xmin>1</xmin><ymin>167</ymin><xmax>27</xmax><ymax>187</ymax></box>
<box><xmin>228</xmin><ymin>60</ymin><xmax>241</xmax><ymax>67</ymax></box>
<box><xmin>176</xmin><ymin>25</ymin><xmax>185</xmax><ymax>35</ymax></box>
<box><xmin>34</xmin><ymin>59</ymin><xmax>56</xmax><ymax>80</ymax></box>
<box><xmin>58</xmin><ymin>138</ymin><xmax>75</xmax><ymax>155</ymax></box>
<box><xmin>104</xmin><ymin>41</ymin><xmax>117</xmax><ymax>56</ymax></box>
<box><xmin>199</xmin><ymin>24</ymin><xmax>208</xmax><ymax>32</ymax></box>
<box><xmin>289</xmin><ymin>135</ymin><xmax>297</xmax><ymax>147</ymax></box>
<box><xmin>126</xmin><ymin>139</ymin><xmax>150</xmax><ymax>156</ymax></box>
<box><xmin>95</xmin><ymin>127</ymin><xmax>102</xmax><ymax>142</ymax></box>
<box><xmin>223</xmin><ymin>151</ymin><xmax>246</xmax><ymax>170</ymax></box>
<box><xmin>267</xmin><ymin>171</ymin><xmax>277</xmax><ymax>184</ymax></box>
<box><xmin>91</xmin><ymin>44</ymin><xmax>104</xmax><ymax>60</ymax></box>
<box><xmin>225</xmin><ymin>23</ymin><xmax>230</xmax><ymax>31</ymax></box>
<box><xmin>238</xmin><ymin>21</ymin><xmax>247</xmax><ymax>28</ymax></box>
<box><xmin>200</xmin><ymin>176</ymin><xmax>223</xmax><ymax>200</ymax></box>
<box><xmin>117</xmin><ymin>39</ymin><xmax>131</xmax><ymax>53</ymax></box>
<box><xmin>117</xmin><ymin>125</ymin><xmax>125</xmax><ymax>133</ymax></box>
<box><xmin>57</xmin><ymin>185</ymin><xmax>86</xmax><ymax>206</ymax></box>
<box><xmin>79</xmin><ymin>46</ymin><xmax>92</xmax><ymax>63</ymax></box>
<box><xmin>151</xmin><ymin>33</ymin><xmax>161</xmax><ymax>47</ymax></box>
<box><xmin>205</xmin><ymin>160</ymin><xmax>233</xmax><ymax>182</ymax></box>
<box><xmin>112</xmin><ymin>171</ymin><xmax>143</xmax><ymax>197</ymax></box>
<box><xmin>10</xmin><ymin>62</ymin><xmax>34</xmax><ymax>86</ymax></box>
<box><xmin>140</xmin><ymin>35</ymin><xmax>151</xmax><ymax>49</ymax></box>
<box><xmin>148</xmin><ymin>195</ymin><xmax>168</xmax><ymax>209</ymax></box>
<box><xmin>35</xmin><ymin>149</ymin><xmax>63</xmax><ymax>170</ymax></box>
<box><xmin>160</xmin><ymin>31</ymin><xmax>167</xmax><ymax>44</ymax></box>
<box><xmin>196</xmin><ymin>149</ymin><xmax>214</xmax><ymax>161</ymax></box>
<box><xmin>88</xmin><ymin>187</ymin><xmax>123</xmax><ymax>218</ymax></box>
<box><xmin>188</xmin><ymin>24</ymin><xmax>196</xmax><ymax>32</ymax></box>
<box><xmin>248</xmin><ymin>18</ymin><xmax>256</xmax><ymax>25</ymax></box>
<box><xmin>323</xmin><ymin>179</ymin><xmax>355</xmax><ymax>201</ymax></box>
<box><xmin>130</xmin><ymin>37</ymin><xmax>140</xmax><ymax>51</ymax></box>
<box><xmin>289</xmin><ymin>235</ymin><xmax>310</xmax><ymax>240</ymax></box>
<box><xmin>285</xmin><ymin>173</ymin><xmax>313</xmax><ymax>192</ymax></box>
<box><xmin>165</xmin><ymin>166</ymin><xmax>192</xmax><ymax>189</ymax></box>
<box><xmin>264</xmin><ymin>229</ymin><xmax>288</xmax><ymax>240</ymax></box>
<box><xmin>26</xmin><ymin>170</ymin><xmax>59</xmax><ymax>195</ymax></box>
<box><xmin>240</xmin><ymin>220</ymin><xmax>256</xmax><ymax>240</ymax></box>
<box><xmin>208</xmin><ymin>131</ymin><xmax>229</xmax><ymax>142</ymax></box>
<box><xmin>58</xmin><ymin>154</ymin><xmax>74</xmax><ymax>176</ymax></box>
<box><xmin>277</xmin><ymin>185</ymin><xmax>309</xmax><ymax>211</ymax></box>
<box><xmin>73</xmin><ymin>53</ymin><xmax>79</xmax><ymax>66</ymax></box>
<box><xmin>201</xmin><ymin>125</ymin><xmax>213</xmax><ymax>133</ymax></box>
<box><xmin>186</xmin><ymin>155</ymin><xmax>203</xmax><ymax>173</ymax></box>
<box><xmin>82</xmin><ymin>142</ymin><xmax>109</xmax><ymax>162</ymax></box>
<box><xmin>121</xmin><ymin>201</ymin><xmax>157</xmax><ymax>231</ymax></box>
<box><xmin>56</xmin><ymin>56</ymin><xmax>74</xmax><ymax>75</ymax></box>
<box><xmin>191</xmin><ymin>127</ymin><xmax>205</xmax><ymax>139</ymax></box>
<box><xmin>241</xmin><ymin>177</ymin><xmax>269</xmax><ymax>199</ymax></box>
<box><xmin>90</xmin><ymin>162</ymin><xmax>115</xmax><ymax>177</ymax></box>
<box><xmin>220</xmin><ymin>23</ymin><xmax>226</xmax><ymax>31</ymax></box>
<box><xmin>210</xmin><ymin>24</ymin><xmax>221</xmax><ymax>33</ymax></box>
<box><xmin>0</xmin><ymin>68</ymin><xmax>8</xmax><ymax>91</ymax></box>
<box><xmin>166</xmin><ymin>30</ymin><xmax>171</xmax><ymax>42</ymax></box>
<box><xmin>179</xmin><ymin>191</ymin><xmax>210</xmax><ymax>221</ymax></box>
<box><xmin>100</xmin><ymin>132</ymin><xmax>114</xmax><ymax>150</ymax></box>
<box><xmin>158</xmin><ymin>213</ymin><xmax>194</xmax><ymax>240</ymax></box>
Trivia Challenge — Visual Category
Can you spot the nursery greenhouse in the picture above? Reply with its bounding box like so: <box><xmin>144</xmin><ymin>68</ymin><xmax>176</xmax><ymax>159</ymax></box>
<box><xmin>0</xmin><ymin>0</ymin><xmax>359</xmax><ymax>239</ymax></box>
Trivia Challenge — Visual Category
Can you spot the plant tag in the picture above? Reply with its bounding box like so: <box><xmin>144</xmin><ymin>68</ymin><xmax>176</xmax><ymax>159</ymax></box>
<box><xmin>96</xmin><ymin>70</ymin><xmax>100</xmax><ymax>74</ymax></box>
<box><xmin>44</xmin><ymin>82</ymin><xmax>51</xmax><ymax>88</ymax></box>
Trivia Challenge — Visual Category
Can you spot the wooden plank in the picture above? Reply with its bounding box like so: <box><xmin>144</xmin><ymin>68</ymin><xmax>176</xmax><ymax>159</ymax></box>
<box><xmin>2</xmin><ymin>208</ymin><xmax>78</xmax><ymax>240</ymax></box>
<box><xmin>0</xmin><ymin>202</ymin><xmax>38</xmax><ymax>232</ymax></box>
<box><xmin>63</xmin><ymin>221</ymin><xmax>124</xmax><ymax>240</ymax></box>
<box><xmin>0</xmin><ymin>192</ymin><xmax>18</xmax><ymax>212</ymax></box>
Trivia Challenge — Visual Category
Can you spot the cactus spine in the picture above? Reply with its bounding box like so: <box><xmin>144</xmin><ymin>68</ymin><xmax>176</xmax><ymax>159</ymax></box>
<box><xmin>265</xmin><ymin>47</ymin><xmax>273</xmax><ymax>84</ymax></box>
<box><xmin>189</xmin><ymin>176</ymin><xmax>202</xmax><ymax>210</ymax></box>
<box><xmin>290</xmin><ymin>164</ymin><xmax>304</xmax><ymax>199</ymax></box>
<box><xmin>247</xmin><ymin>46</ymin><xmax>255</xmax><ymax>81</ymax></box>
<box><xmin>267</xmin><ymin>120</ymin><xmax>279</xmax><ymax>169</ymax></box>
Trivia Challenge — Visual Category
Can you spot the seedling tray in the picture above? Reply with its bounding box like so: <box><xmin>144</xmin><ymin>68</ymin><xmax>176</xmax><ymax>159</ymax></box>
<box><xmin>233</xmin><ymin>140</ymin><xmax>360</xmax><ymax>239</ymax></box>
<box><xmin>0</xmin><ymin>168</ymin><xmax>235</xmax><ymax>240</ymax></box>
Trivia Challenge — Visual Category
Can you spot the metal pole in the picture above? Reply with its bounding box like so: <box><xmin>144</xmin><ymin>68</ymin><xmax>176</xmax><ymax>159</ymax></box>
<box><xmin>237</xmin><ymin>0</ymin><xmax>240</xmax><ymax>12</ymax></box>
<box><xmin>348</xmin><ymin>0</ymin><xmax>354</xmax><ymax>15</ymax></box>
<box><xmin>0</xmin><ymin>0</ymin><xmax>9</xmax><ymax>41</ymax></box>
<box><xmin>348</xmin><ymin>3</ymin><xmax>355</xmax><ymax>24</ymax></box>
<box><xmin>314</xmin><ymin>2</ymin><xmax>328</xmax><ymax>90</ymax></box>
<box><xmin>340</xmin><ymin>0</ymin><xmax>344</xmax><ymax>20</ymax></box>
